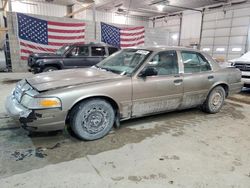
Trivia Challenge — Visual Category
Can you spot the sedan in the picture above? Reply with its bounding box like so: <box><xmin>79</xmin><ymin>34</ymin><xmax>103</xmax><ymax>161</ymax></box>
<box><xmin>6</xmin><ymin>47</ymin><xmax>243</xmax><ymax>140</ymax></box>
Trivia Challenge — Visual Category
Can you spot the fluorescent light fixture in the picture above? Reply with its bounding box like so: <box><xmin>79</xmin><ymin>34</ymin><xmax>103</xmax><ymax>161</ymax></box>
<box><xmin>216</xmin><ymin>48</ymin><xmax>225</xmax><ymax>52</ymax></box>
<box><xmin>153</xmin><ymin>42</ymin><xmax>158</xmax><ymax>45</ymax></box>
<box><xmin>171</xmin><ymin>34</ymin><xmax>178</xmax><ymax>40</ymax></box>
<box><xmin>156</xmin><ymin>4</ymin><xmax>165</xmax><ymax>12</ymax></box>
<box><xmin>202</xmin><ymin>48</ymin><xmax>210</xmax><ymax>52</ymax></box>
<box><xmin>232</xmin><ymin>47</ymin><xmax>242</xmax><ymax>52</ymax></box>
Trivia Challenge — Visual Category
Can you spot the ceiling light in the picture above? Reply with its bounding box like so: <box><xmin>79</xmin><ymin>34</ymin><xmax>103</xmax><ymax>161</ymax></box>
<box><xmin>156</xmin><ymin>4</ymin><xmax>165</xmax><ymax>11</ymax></box>
<box><xmin>171</xmin><ymin>34</ymin><xmax>178</xmax><ymax>40</ymax></box>
<box><xmin>232</xmin><ymin>48</ymin><xmax>242</xmax><ymax>52</ymax></box>
<box><xmin>216</xmin><ymin>48</ymin><xmax>225</xmax><ymax>52</ymax></box>
<box><xmin>202</xmin><ymin>48</ymin><xmax>211</xmax><ymax>52</ymax></box>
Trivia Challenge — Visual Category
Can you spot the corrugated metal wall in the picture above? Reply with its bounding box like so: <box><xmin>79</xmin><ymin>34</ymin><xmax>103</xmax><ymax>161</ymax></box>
<box><xmin>73</xmin><ymin>5</ymin><xmax>169</xmax><ymax>47</ymax></box>
<box><xmin>201</xmin><ymin>3</ymin><xmax>250</xmax><ymax>61</ymax></box>
<box><xmin>73</xmin><ymin>5</ymin><xmax>148</xmax><ymax>26</ymax></box>
<box><xmin>10</xmin><ymin>1</ymin><xmax>67</xmax><ymax>17</ymax></box>
<box><xmin>148</xmin><ymin>15</ymin><xmax>180</xmax><ymax>46</ymax></box>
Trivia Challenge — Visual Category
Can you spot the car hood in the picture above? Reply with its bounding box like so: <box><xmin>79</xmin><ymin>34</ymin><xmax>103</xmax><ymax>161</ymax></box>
<box><xmin>26</xmin><ymin>68</ymin><xmax>125</xmax><ymax>92</ymax></box>
<box><xmin>30</xmin><ymin>53</ymin><xmax>61</xmax><ymax>59</ymax></box>
<box><xmin>229</xmin><ymin>52</ymin><xmax>250</xmax><ymax>64</ymax></box>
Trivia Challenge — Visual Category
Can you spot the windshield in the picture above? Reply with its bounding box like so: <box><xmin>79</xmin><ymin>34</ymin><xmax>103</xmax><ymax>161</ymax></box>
<box><xmin>56</xmin><ymin>45</ymin><xmax>71</xmax><ymax>55</ymax></box>
<box><xmin>96</xmin><ymin>49</ymin><xmax>151</xmax><ymax>75</ymax></box>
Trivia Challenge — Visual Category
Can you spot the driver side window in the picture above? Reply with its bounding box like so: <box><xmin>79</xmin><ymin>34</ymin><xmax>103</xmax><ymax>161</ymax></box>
<box><xmin>146</xmin><ymin>51</ymin><xmax>179</xmax><ymax>76</ymax></box>
<box><xmin>69</xmin><ymin>46</ymin><xmax>89</xmax><ymax>57</ymax></box>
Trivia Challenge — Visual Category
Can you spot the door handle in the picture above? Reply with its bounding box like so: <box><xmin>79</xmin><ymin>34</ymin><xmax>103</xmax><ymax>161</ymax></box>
<box><xmin>208</xmin><ymin>75</ymin><xmax>214</xmax><ymax>80</ymax></box>
<box><xmin>174</xmin><ymin>79</ymin><xmax>183</xmax><ymax>84</ymax></box>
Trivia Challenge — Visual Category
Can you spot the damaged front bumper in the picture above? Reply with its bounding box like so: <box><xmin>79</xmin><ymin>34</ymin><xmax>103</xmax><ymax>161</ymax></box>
<box><xmin>5</xmin><ymin>95</ymin><xmax>67</xmax><ymax>132</ymax></box>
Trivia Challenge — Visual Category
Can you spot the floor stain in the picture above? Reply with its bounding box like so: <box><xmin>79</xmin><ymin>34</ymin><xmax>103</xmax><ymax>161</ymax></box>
<box><xmin>0</xmin><ymin>102</ymin><xmax>247</xmax><ymax>178</ymax></box>
<box><xmin>128</xmin><ymin>173</ymin><xmax>167</xmax><ymax>183</ymax></box>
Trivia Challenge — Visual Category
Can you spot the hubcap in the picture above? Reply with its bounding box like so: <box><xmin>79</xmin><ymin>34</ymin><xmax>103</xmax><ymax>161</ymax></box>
<box><xmin>212</xmin><ymin>93</ymin><xmax>221</xmax><ymax>106</ymax></box>
<box><xmin>81</xmin><ymin>108</ymin><xmax>108</xmax><ymax>134</ymax></box>
<box><xmin>210</xmin><ymin>91</ymin><xmax>223</xmax><ymax>110</ymax></box>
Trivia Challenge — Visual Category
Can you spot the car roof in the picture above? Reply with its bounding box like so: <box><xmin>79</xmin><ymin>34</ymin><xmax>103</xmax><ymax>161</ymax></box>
<box><xmin>130</xmin><ymin>46</ymin><xmax>201</xmax><ymax>53</ymax></box>
<box><xmin>71</xmin><ymin>43</ymin><xmax>119</xmax><ymax>48</ymax></box>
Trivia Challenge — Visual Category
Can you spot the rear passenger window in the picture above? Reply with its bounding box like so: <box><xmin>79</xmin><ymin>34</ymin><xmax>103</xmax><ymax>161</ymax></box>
<box><xmin>108</xmin><ymin>47</ymin><xmax>118</xmax><ymax>55</ymax></box>
<box><xmin>181</xmin><ymin>51</ymin><xmax>211</xmax><ymax>73</ymax></box>
<box><xmin>91</xmin><ymin>47</ymin><xmax>106</xmax><ymax>56</ymax></box>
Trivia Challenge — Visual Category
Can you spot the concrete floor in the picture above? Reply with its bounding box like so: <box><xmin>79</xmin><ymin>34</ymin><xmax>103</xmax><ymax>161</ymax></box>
<box><xmin>0</xmin><ymin>73</ymin><xmax>250</xmax><ymax>188</ymax></box>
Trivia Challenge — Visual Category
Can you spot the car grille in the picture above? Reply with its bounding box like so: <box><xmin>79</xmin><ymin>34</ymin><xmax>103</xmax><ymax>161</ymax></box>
<box><xmin>28</xmin><ymin>56</ymin><xmax>35</xmax><ymax>66</ymax></box>
<box><xmin>234</xmin><ymin>62</ymin><xmax>250</xmax><ymax>71</ymax></box>
<box><xmin>242</xmin><ymin>75</ymin><xmax>250</xmax><ymax>79</ymax></box>
<box><xmin>13</xmin><ymin>80</ymin><xmax>33</xmax><ymax>102</ymax></box>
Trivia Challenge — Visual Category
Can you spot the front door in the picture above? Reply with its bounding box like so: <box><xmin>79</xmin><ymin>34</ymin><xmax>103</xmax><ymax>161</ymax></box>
<box><xmin>180</xmin><ymin>51</ymin><xmax>215</xmax><ymax>108</ymax></box>
<box><xmin>63</xmin><ymin>46</ymin><xmax>91</xmax><ymax>68</ymax></box>
<box><xmin>132</xmin><ymin>50</ymin><xmax>184</xmax><ymax>117</ymax></box>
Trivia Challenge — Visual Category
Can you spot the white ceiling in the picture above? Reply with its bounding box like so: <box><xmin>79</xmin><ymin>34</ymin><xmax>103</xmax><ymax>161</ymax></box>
<box><xmin>8</xmin><ymin>0</ymin><xmax>248</xmax><ymax>17</ymax></box>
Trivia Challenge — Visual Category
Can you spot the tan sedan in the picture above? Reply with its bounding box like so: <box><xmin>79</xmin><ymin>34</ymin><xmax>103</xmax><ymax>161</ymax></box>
<box><xmin>6</xmin><ymin>47</ymin><xmax>242</xmax><ymax>140</ymax></box>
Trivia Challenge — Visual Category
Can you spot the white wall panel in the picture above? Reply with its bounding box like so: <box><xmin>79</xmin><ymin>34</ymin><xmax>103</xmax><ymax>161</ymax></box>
<box><xmin>213</xmin><ymin>37</ymin><xmax>229</xmax><ymax>45</ymax></box>
<box><xmin>232</xmin><ymin>17</ymin><xmax>250</xmax><ymax>26</ymax></box>
<box><xmin>202</xmin><ymin>29</ymin><xmax>215</xmax><ymax>37</ymax></box>
<box><xmin>215</xmin><ymin>19</ymin><xmax>232</xmax><ymax>28</ymax></box>
<box><xmin>73</xmin><ymin>5</ymin><xmax>148</xmax><ymax>26</ymax></box>
<box><xmin>231</xmin><ymin>26</ymin><xmax>248</xmax><ymax>36</ymax></box>
<box><xmin>10</xmin><ymin>1</ymin><xmax>67</xmax><ymax>17</ymax></box>
<box><xmin>203</xmin><ymin>21</ymin><xmax>216</xmax><ymax>29</ymax></box>
<box><xmin>181</xmin><ymin>11</ymin><xmax>202</xmax><ymax>41</ymax></box>
<box><xmin>233</xmin><ymin>7</ymin><xmax>250</xmax><ymax>17</ymax></box>
<box><xmin>201</xmin><ymin>37</ymin><xmax>214</xmax><ymax>45</ymax></box>
<box><xmin>229</xmin><ymin>36</ymin><xmax>247</xmax><ymax>45</ymax></box>
<box><xmin>215</xmin><ymin>28</ymin><xmax>230</xmax><ymax>37</ymax></box>
<box><xmin>201</xmin><ymin>3</ymin><xmax>250</xmax><ymax>61</ymax></box>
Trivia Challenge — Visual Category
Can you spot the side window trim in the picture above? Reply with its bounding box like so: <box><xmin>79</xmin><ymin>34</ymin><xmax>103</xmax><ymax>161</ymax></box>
<box><xmin>181</xmin><ymin>51</ymin><xmax>212</xmax><ymax>74</ymax></box>
<box><xmin>76</xmin><ymin>45</ymin><xmax>89</xmax><ymax>57</ymax></box>
<box><xmin>145</xmin><ymin>50</ymin><xmax>180</xmax><ymax>77</ymax></box>
<box><xmin>91</xmin><ymin>46</ymin><xmax>106</xmax><ymax>57</ymax></box>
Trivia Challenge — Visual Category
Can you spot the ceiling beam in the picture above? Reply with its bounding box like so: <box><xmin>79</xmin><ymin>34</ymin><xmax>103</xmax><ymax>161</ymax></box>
<box><xmin>0</xmin><ymin>0</ymin><xmax>8</xmax><ymax>11</ymax></box>
<box><xmin>65</xmin><ymin>3</ymin><xmax>93</xmax><ymax>17</ymax></box>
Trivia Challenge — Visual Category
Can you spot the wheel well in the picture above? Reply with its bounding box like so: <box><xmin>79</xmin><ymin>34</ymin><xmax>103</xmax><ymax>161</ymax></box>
<box><xmin>65</xmin><ymin>96</ymin><xmax>120</xmax><ymax>125</ymax></box>
<box><xmin>44</xmin><ymin>64</ymin><xmax>61</xmax><ymax>70</ymax></box>
<box><xmin>215</xmin><ymin>83</ymin><xmax>229</xmax><ymax>97</ymax></box>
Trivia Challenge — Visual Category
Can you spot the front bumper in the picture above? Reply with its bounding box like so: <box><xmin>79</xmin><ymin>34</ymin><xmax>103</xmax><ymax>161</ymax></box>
<box><xmin>5</xmin><ymin>95</ymin><xmax>67</xmax><ymax>131</ymax></box>
<box><xmin>28</xmin><ymin>66</ymin><xmax>42</xmax><ymax>74</ymax></box>
<box><xmin>241</xmin><ymin>71</ymin><xmax>250</xmax><ymax>87</ymax></box>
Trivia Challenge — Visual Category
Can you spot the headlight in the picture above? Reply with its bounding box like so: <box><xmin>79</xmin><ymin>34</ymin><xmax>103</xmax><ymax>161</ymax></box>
<box><xmin>21</xmin><ymin>94</ymin><xmax>61</xmax><ymax>109</ymax></box>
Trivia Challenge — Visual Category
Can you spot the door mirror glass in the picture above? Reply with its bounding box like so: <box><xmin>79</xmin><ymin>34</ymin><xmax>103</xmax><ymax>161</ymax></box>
<box><xmin>139</xmin><ymin>67</ymin><xmax>158</xmax><ymax>77</ymax></box>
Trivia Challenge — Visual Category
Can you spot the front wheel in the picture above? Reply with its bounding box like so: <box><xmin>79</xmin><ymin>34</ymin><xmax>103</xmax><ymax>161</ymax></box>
<box><xmin>42</xmin><ymin>66</ymin><xmax>58</xmax><ymax>72</ymax></box>
<box><xmin>201</xmin><ymin>86</ymin><xmax>226</xmax><ymax>114</ymax></box>
<box><xmin>70</xmin><ymin>99</ymin><xmax>115</xmax><ymax>141</ymax></box>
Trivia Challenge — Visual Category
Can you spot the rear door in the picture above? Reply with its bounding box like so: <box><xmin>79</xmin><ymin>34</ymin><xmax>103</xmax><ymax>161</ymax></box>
<box><xmin>179</xmin><ymin>51</ymin><xmax>215</xmax><ymax>109</ymax></box>
<box><xmin>89</xmin><ymin>46</ymin><xmax>107</xmax><ymax>65</ymax></box>
<box><xmin>63</xmin><ymin>46</ymin><xmax>91</xmax><ymax>68</ymax></box>
<box><xmin>108</xmin><ymin>47</ymin><xmax>119</xmax><ymax>55</ymax></box>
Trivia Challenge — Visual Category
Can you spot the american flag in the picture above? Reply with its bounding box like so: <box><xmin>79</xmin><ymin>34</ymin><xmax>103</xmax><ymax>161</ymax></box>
<box><xmin>17</xmin><ymin>13</ymin><xmax>86</xmax><ymax>60</ymax></box>
<box><xmin>101</xmin><ymin>22</ymin><xmax>145</xmax><ymax>48</ymax></box>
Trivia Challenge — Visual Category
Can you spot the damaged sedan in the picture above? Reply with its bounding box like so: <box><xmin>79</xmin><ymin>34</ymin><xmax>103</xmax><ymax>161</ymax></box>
<box><xmin>5</xmin><ymin>47</ymin><xmax>243</xmax><ymax>140</ymax></box>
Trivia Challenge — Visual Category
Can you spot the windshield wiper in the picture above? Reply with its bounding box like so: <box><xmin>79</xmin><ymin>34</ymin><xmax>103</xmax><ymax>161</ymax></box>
<box><xmin>94</xmin><ymin>65</ymin><xmax>117</xmax><ymax>73</ymax></box>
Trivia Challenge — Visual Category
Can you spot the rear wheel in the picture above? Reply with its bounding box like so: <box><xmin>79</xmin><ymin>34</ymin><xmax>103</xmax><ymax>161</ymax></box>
<box><xmin>42</xmin><ymin>66</ymin><xmax>58</xmax><ymax>72</ymax></box>
<box><xmin>70</xmin><ymin>99</ymin><xmax>115</xmax><ymax>141</ymax></box>
<box><xmin>201</xmin><ymin>86</ymin><xmax>226</xmax><ymax>114</ymax></box>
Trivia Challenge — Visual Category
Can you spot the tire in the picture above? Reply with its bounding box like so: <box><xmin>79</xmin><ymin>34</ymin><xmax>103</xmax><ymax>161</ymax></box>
<box><xmin>70</xmin><ymin>99</ymin><xmax>115</xmax><ymax>141</ymax></box>
<box><xmin>201</xmin><ymin>86</ymin><xmax>226</xmax><ymax>114</ymax></box>
<box><xmin>42</xmin><ymin>66</ymin><xmax>58</xmax><ymax>72</ymax></box>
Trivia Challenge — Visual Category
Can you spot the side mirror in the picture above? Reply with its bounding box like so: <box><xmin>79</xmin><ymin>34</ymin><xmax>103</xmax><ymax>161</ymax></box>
<box><xmin>139</xmin><ymin>66</ymin><xmax>158</xmax><ymax>78</ymax></box>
